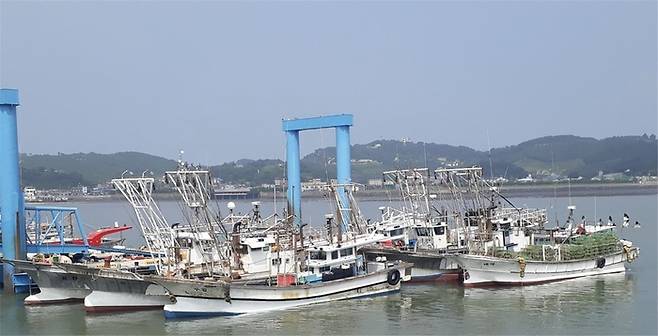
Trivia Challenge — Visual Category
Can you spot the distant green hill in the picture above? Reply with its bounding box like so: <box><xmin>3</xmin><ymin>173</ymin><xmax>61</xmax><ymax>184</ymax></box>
<box><xmin>212</xmin><ymin>135</ymin><xmax>657</xmax><ymax>185</ymax></box>
<box><xmin>210</xmin><ymin>159</ymin><xmax>285</xmax><ymax>186</ymax></box>
<box><xmin>21</xmin><ymin>152</ymin><xmax>178</xmax><ymax>188</ymax></box>
<box><xmin>21</xmin><ymin>167</ymin><xmax>89</xmax><ymax>189</ymax></box>
<box><xmin>490</xmin><ymin>135</ymin><xmax>658</xmax><ymax>178</ymax></box>
<box><xmin>19</xmin><ymin>135</ymin><xmax>658</xmax><ymax>188</ymax></box>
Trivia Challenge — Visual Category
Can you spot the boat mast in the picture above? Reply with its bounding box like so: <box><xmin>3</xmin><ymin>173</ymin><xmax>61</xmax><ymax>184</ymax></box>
<box><xmin>383</xmin><ymin>168</ymin><xmax>431</xmax><ymax>217</ymax></box>
<box><xmin>111</xmin><ymin>174</ymin><xmax>176</xmax><ymax>275</ymax></box>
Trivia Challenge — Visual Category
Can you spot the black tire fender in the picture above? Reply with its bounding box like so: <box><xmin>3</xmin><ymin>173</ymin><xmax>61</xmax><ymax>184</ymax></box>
<box><xmin>387</xmin><ymin>269</ymin><xmax>401</xmax><ymax>286</ymax></box>
<box><xmin>596</xmin><ymin>257</ymin><xmax>606</xmax><ymax>269</ymax></box>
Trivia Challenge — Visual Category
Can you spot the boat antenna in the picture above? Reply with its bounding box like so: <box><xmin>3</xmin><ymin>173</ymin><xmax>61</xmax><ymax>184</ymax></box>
<box><xmin>548</xmin><ymin>147</ymin><xmax>561</xmax><ymax>228</ymax></box>
<box><xmin>273</xmin><ymin>183</ymin><xmax>277</xmax><ymax>217</ymax></box>
<box><xmin>487</xmin><ymin>129</ymin><xmax>494</xmax><ymax>180</ymax></box>
<box><xmin>567</xmin><ymin>177</ymin><xmax>573</xmax><ymax>205</ymax></box>
<box><xmin>121</xmin><ymin>169</ymin><xmax>132</xmax><ymax>179</ymax></box>
<box><xmin>423</xmin><ymin>141</ymin><xmax>428</xmax><ymax>172</ymax></box>
<box><xmin>594</xmin><ymin>195</ymin><xmax>597</xmax><ymax>226</ymax></box>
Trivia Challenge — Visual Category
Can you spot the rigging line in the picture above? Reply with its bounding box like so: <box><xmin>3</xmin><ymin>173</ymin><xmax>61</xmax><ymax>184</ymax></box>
<box><xmin>486</xmin><ymin>129</ymin><xmax>494</xmax><ymax>180</ymax></box>
<box><xmin>274</xmin><ymin>130</ymin><xmax>286</xmax><ymax>218</ymax></box>
<box><xmin>384</xmin><ymin>174</ymin><xmax>393</xmax><ymax>208</ymax></box>
<box><xmin>551</xmin><ymin>147</ymin><xmax>557</xmax><ymax>212</ymax></box>
<box><xmin>321</xmin><ymin>129</ymin><xmax>330</xmax><ymax>182</ymax></box>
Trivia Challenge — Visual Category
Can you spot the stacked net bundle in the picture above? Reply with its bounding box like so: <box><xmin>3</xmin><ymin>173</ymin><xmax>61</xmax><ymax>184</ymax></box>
<box><xmin>561</xmin><ymin>231</ymin><xmax>621</xmax><ymax>261</ymax></box>
<box><xmin>494</xmin><ymin>231</ymin><xmax>621</xmax><ymax>261</ymax></box>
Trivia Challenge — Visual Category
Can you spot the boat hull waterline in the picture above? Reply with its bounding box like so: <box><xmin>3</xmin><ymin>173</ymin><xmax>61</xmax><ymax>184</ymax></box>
<box><xmin>84</xmin><ymin>289</ymin><xmax>171</xmax><ymax>312</ymax></box>
<box><xmin>54</xmin><ymin>263</ymin><xmax>171</xmax><ymax>312</ymax></box>
<box><xmin>9</xmin><ymin>260</ymin><xmax>92</xmax><ymax>304</ymax></box>
<box><xmin>453</xmin><ymin>249</ymin><xmax>638</xmax><ymax>287</ymax></box>
<box><xmin>152</xmin><ymin>265</ymin><xmax>411</xmax><ymax>318</ymax></box>
<box><xmin>166</xmin><ymin>281</ymin><xmax>398</xmax><ymax>318</ymax></box>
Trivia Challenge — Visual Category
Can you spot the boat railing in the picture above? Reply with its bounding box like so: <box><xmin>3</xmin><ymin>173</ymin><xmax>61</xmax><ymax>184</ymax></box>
<box><xmin>491</xmin><ymin>208</ymin><xmax>547</xmax><ymax>226</ymax></box>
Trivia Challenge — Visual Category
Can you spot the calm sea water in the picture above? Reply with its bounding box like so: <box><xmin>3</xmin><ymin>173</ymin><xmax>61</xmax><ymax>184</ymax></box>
<box><xmin>1</xmin><ymin>194</ymin><xmax>656</xmax><ymax>335</ymax></box>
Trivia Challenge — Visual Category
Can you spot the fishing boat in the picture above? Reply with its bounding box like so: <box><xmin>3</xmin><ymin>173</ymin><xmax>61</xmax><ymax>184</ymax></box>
<box><xmin>453</xmin><ymin>231</ymin><xmax>639</xmax><ymax>286</ymax></box>
<box><xmin>8</xmin><ymin>253</ymin><xmax>158</xmax><ymax>304</ymax></box>
<box><xmin>11</xmin><ymin>257</ymin><xmax>91</xmax><ymax>304</ymax></box>
<box><xmin>54</xmin><ymin>262</ymin><xmax>171</xmax><ymax>312</ymax></box>
<box><xmin>151</xmin><ymin>261</ymin><xmax>410</xmax><ymax>317</ymax></box>
<box><xmin>72</xmin><ymin>167</ymin><xmax>302</xmax><ymax>312</ymax></box>
<box><xmin>10</xmin><ymin>169</ymin><xmax>227</xmax><ymax>311</ymax></box>
<box><xmin>365</xmin><ymin>168</ymin><xmax>550</xmax><ymax>283</ymax></box>
<box><xmin>364</xmin><ymin>205</ymin><xmax>462</xmax><ymax>282</ymax></box>
<box><xmin>452</xmin><ymin>202</ymin><xmax>640</xmax><ymax>286</ymax></box>
<box><xmin>150</xmin><ymin>184</ymin><xmax>413</xmax><ymax>318</ymax></box>
<box><xmin>77</xmin><ymin>169</ymin><xmax>232</xmax><ymax>312</ymax></box>
<box><xmin>363</xmin><ymin>169</ymin><xmax>467</xmax><ymax>282</ymax></box>
<box><xmin>148</xmin><ymin>235</ymin><xmax>412</xmax><ymax>317</ymax></box>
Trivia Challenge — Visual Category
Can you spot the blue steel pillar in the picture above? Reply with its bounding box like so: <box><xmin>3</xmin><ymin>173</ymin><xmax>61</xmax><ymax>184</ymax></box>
<box><xmin>282</xmin><ymin>114</ymin><xmax>353</xmax><ymax>229</ymax></box>
<box><xmin>335</xmin><ymin>126</ymin><xmax>351</xmax><ymax>231</ymax></box>
<box><xmin>0</xmin><ymin>88</ymin><xmax>26</xmax><ymax>292</ymax></box>
<box><xmin>286</xmin><ymin>130</ymin><xmax>302</xmax><ymax>226</ymax></box>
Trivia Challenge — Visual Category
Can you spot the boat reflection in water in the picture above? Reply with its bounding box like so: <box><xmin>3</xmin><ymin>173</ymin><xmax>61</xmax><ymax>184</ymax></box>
<box><xmin>458</xmin><ymin>272</ymin><xmax>636</xmax><ymax>330</ymax></box>
<box><xmin>461</xmin><ymin>272</ymin><xmax>633</xmax><ymax>304</ymax></box>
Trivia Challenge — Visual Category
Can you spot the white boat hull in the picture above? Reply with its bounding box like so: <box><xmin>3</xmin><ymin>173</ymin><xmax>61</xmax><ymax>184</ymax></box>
<box><xmin>153</xmin><ymin>265</ymin><xmax>411</xmax><ymax>318</ymax></box>
<box><xmin>25</xmin><ymin>286</ymin><xmax>90</xmax><ymax>304</ymax></box>
<box><xmin>167</xmin><ymin>281</ymin><xmax>397</xmax><ymax>318</ymax></box>
<box><xmin>84</xmin><ymin>286</ymin><xmax>171</xmax><ymax>312</ymax></box>
<box><xmin>453</xmin><ymin>249</ymin><xmax>636</xmax><ymax>286</ymax></box>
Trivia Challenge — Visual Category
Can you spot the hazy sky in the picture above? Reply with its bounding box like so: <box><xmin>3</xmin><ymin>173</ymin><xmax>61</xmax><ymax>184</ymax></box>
<box><xmin>1</xmin><ymin>1</ymin><xmax>656</xmax><ymax>164</ymax></box>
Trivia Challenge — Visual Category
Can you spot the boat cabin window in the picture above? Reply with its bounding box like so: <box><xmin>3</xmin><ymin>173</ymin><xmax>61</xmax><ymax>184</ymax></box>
<box><xmin>416</xmin><ymin>228</ymin><xmax>431</xmax><ymax>236</ymax></box>
<box><xmin>331</xmin><ymin>250</ymin><xmax>339</xmax><ymax>260</ymax></box>
<box><xmin>340</xmin><ymin>248</ymin><xmax>354</xmax><ymax>257</ymax></box>
<box><xmin>262</xmin><ymin>245</ymin><xmax>270</xmax><ymax>252</ymax></box>
<box><xmin>390</xmin><ymin>228</ymin><xmax>404</xmax><ymax>237</ymax></box>
<box><xmin>310</xmin><ymin>250</ymin><xmax>327</xmax><ymax>260</ymax></box>
<box><xmin>534</xmin><ymin>236</ymin><xmax>551</xmax><ymax>244</ymax></box>
<box><xmin>465</xmin><ymin>218</ymin><xmax>479</xmax><ymax>227</ymax></box>
<box><xmin>272</xmin><ymin>258</ymin><xmax>281</xmax><ymax>266</ymax></box>
<box><xmin>433</xmin><ymin>226</ymin><xmax>445</xmax><ymax>235</ymax></box>
<box><xmin>319</xmin><ymin>266</ymin><xmax>330</xmax><ymax>273</ymax></box>
<box><xmin>177</xmin><ymin>238</ymin><xmax>193</xmax><ymax>248</ymax></box>
<box><xmin>236</xmin><ymin>244</ymin><xmax>248</xmax><ymax>254</ymax></box>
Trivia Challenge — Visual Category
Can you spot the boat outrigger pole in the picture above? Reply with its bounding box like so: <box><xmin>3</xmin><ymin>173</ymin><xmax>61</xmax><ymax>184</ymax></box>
<box><xmin>111</xmin><ymin>176</ymin><xmax>176</xmax><ymax>274</ymax></box>
<box><xmin>165</xmin><ymin>166</ymin><xmax>229</xmax><ymax>276</ymax></box>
